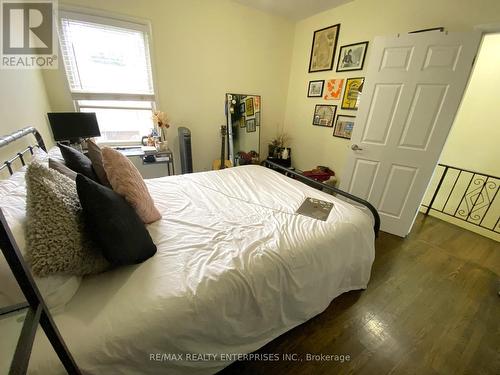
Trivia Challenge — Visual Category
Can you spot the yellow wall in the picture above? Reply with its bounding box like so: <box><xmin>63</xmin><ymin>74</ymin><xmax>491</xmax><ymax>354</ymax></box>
<box><xmin>0</xmin><ymin>69</ymin><xmax>53</xmax><ymax>171</ymax></box>
<box><xmin>439</xmin><ymin>33</ymin><xmax>500</xmax><ymax>176</ymax></box>
<box><xmin>43</xmin><ymin>0</ymin><xmax>294</xmax><ymax>172</ymax></box>
<box><xmin>422</xmin><ymin>33</ymin><xmax>500</xmax><ymax>242</ymax></box>
<box><xmin>283</xmin><ymin>0</ymin><xmax>500</xmax><ymax>179</ymax></box>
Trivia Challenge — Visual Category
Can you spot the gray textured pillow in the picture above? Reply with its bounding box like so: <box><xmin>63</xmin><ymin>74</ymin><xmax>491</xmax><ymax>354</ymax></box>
<box><xmin>49</xmin><ymin>158</ymin><xmax>77</xmax><ymax>180</ymax></box>
<box><xmin>86</xmin><ymin>139</ymin><xmax>111</xmax><ymax>187</ymax></box>
<box><xmin>25</xmin><ymin>162</ymin><xmax>109</xmax><ymax>277</ymax></box>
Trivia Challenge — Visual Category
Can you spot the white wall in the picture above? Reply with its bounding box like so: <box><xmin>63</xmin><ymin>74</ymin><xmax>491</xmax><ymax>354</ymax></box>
<box><xmin>0</xmin><ymin>69</ymin><xmax>53</xmax><ymax>172</ymax></box>
<box><xmin>43</xmin><ymin>0</ymin><xmax>295</xmax><ymax>173</ymax></box>
<box><xmin>282</xmin><ymin>0</ymin><xmax>500</xmax><ymax>180</ymax></box>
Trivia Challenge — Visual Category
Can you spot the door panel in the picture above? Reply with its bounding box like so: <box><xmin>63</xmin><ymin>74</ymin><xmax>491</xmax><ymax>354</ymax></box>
<box><xmin>380</xmin><ymin>47</ymin><xmax>414</xmax><ymax>71</ymax></box>
<box><xmin>340</xmin><ymin>32</ymin><xmax>481</xmax><ymax>237</ymax></box>
<box><xmin>398</xmin><ymin>84</ymin><xmax>448</xmax><ymax>150</ymax></box>
<box><xmin>422</xmin><ymin>45</ymin><xmax>462</xmax><ymax>70</ymax></box>
<box><xmin>348</xmin><ymin>159</ymin><xmax>380</xmax><ymax>200</ymax></box>
<box><xmin>378</xmin><ymin>164</ymin><xmax>418</xmax><ymax>217</ymax></box>
<box><xmin>362</xmin><ymin>84</ymin><xmax>402</xmax><ymax>145</ymax></box>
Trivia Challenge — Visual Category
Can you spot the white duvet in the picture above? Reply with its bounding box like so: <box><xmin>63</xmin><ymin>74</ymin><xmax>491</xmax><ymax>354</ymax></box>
<box><xmin>16</xmin><ymin>165</ymin><xmax>374</xmax><ymax>374</ymax></box>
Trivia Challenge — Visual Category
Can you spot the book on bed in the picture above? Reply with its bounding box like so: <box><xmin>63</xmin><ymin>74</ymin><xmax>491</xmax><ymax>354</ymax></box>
<box><xmin>296</xmin><ymin>197</ymin><xmax>333</xmax><ymax>221</ymax></box>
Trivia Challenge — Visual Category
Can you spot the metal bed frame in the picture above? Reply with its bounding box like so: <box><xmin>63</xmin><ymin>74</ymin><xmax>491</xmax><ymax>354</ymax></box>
<box><xmin>0</xmin><ymin>127</ymin><xmax>80</xmax><ymax>374</ymax></box>
<box><xmin>0</xmin><ymin>127</ymin><xmax>378</xmax><ymax>374</ymax></box>
<box><xmin>263</xmin><ymin>160</ymin><xmax>380</xmax><ymax>236</ymax></box>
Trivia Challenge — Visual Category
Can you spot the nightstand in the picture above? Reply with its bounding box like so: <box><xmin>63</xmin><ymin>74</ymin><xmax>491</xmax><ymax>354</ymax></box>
<box><xmin>115</xmin><ymin>147</ymin><xmax>175</xmax><ymax>178</ymax></box>
<box><xmin>142</xmin><ymin>150</ymin><xmax>175</xmax><ymax>176</ymax></box>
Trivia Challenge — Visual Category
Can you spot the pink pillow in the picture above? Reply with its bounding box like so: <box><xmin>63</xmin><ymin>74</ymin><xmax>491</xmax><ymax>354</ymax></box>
<box><xmin>102</xmin><ymin>148</ymin><xmax>161</xmax><ymax>224</ymax></box>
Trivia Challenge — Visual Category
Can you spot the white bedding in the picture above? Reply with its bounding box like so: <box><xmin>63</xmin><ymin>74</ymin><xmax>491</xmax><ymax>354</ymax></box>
<box><xmin>10</xmin><ymin>165</ymin><xmax>374</xmax><ymax>374</ymax></box>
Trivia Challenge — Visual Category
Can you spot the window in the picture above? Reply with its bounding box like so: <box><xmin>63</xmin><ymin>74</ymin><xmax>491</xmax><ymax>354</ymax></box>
<box><xmin>59</xmin><ymin>11</ymin><xmax>156</xmax><ymax>143</ymax></box>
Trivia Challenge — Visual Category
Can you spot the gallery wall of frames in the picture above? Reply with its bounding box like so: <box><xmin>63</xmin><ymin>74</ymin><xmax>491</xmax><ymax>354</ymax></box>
<box><xmin>306</xmin><ymin>23</ymin><xmax>369</xmax><ymax>140</ymax></box>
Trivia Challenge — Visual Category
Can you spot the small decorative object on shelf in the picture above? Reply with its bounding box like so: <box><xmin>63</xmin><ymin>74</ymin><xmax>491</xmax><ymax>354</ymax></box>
<box><xmin>268</xmin><ymin>131</ymin><xmax>290</xmax><ymax>158</ymax></box>
<box><xmin>268</xmin><ymin>130</ymin><xmax>291</xmax><ymax>167</ymax></box>
<box><xmin>152</xmin><ymin>110</ymin><xmax>170</xmax><ymax>151</ymax></box>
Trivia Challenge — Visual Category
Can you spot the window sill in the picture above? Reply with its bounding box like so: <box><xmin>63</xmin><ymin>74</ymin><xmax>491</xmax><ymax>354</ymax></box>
<box><xmin>96</xmin><ymin>140</ymin><xmax>142</xmax><ymax>147</ymax></box>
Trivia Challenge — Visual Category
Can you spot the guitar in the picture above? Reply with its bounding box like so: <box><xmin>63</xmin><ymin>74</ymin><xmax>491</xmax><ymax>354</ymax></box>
<box><xmin>212</xmin><ymin>125</ymin><xmax>232</xmax><ymax>170</ymax></box>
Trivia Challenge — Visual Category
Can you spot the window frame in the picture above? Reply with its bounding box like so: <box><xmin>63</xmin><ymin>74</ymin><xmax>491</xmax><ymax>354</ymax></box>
<box><xmin>58</xmin><ymin>7</ymin><xmax>159</xmax><ymax>145</ymax></box>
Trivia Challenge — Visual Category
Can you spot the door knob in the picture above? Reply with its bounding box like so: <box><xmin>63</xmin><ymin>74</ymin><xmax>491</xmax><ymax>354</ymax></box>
<box><xmin>351</xmin><ymin>144</ymin><xmax>363</xmax><ymax>151</ymax></box>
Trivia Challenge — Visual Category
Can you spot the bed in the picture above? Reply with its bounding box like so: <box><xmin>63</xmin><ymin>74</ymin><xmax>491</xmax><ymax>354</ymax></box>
<box><xmin>0</xmin><ymin>128</ymin><xmax>378</xmax><ymax>374</ymax></box>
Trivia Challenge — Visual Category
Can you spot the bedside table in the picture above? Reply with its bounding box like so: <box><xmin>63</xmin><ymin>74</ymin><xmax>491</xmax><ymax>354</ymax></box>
<box><xmin>115</xmin><ymin>147</ymin><xmax>175</xmax><ymax>178</ymax></box>
<box><xmin>142</xmin><ymin>150</ymin><xmax>175</xmax><ymax>176</ymax></box>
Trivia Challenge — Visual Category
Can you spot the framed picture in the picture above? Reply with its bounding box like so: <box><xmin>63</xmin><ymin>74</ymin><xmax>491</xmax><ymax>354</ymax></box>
<box><xmin>254</xmin><ymin>96</ymin><xmax>261</xmax><ymax>112</ymax></box>
<box><xmin>245</xmin><ymin>97</ymin><xmax>254</xmax><ymax>117</ymax></box>
<box><xmin>239</xmin><ymin>102</ymin><xmax>245</xmax><ymax>115</ymax></box>
<box><xmin>323</xmin><ymin>78</ymin><xmax>344</xmax><ymax>100</ymax></box>
<box><xmin>246</xmin><ymin>118</ymin><xmax>256</xmax><ymax>132</ymax></box>
<box><xmin>308</xmin><ymin>24</ymin><xmax>341</xmax><ymax>73</ymax></box>
<box><xmin>307</xmin><ymin>80</ymin><xmax>325</xmax><ymax>97</ymax></box>
<box><xmin>255</xmin><ymin>111</ymin><xmax>260</xmax><ymax>126</ymax></box>
<box><xmin>239</xmin><ymin>117</ymin><xmax>246</xmax><ymax>128</ymax></box>
<box><xmin>312</xmin><ymin>104</ymin><xmax>337</xmax><ymax>127</ymax></box>
<box><xmin>333</xmin><ymin>114</ymin><xmax>355</xmax><ymax>139</ymax></box>
<box><xmin>336</xmin><ymin>41</ymin><xmax>369</xmax><ymax>72</ymax></box>
<box><xmin>341</xmin><ymin>77</ymin><xmax>364</xmax><ymax>110</ymax></box>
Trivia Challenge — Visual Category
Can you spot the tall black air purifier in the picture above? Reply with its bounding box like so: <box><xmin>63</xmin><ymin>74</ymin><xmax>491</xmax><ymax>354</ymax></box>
<box><xmin>178</xmin><ymin>127</ymin><xmax>193</xmax><ymax>174</ymax></box>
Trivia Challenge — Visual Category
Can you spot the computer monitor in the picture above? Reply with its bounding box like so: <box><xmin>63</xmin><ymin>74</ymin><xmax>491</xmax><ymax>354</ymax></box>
<box><xmin>47</xmin><ymin>112</ymin><xmax>101</xmax><ymax>143</ymax></box>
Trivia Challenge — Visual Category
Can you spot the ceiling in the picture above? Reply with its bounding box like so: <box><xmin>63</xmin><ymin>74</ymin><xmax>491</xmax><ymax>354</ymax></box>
<box><xmin>232</xmin><ymin>0</ymin><xmax>353</xmax><ymax>21</ymax></box>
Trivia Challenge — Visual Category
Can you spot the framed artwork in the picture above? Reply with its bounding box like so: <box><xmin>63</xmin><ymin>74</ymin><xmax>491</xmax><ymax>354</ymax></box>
<box><xmin>254</xmin><ymin>96</ymin><xmax>261</xmax><ymax>112</ymax></box>
<box><xmin>333</xmin><ymin>114</ymin><xmax>355</xmax><ymax>139</ymax></box>
<box><xmin>255</xmin><ymin>111</ymin><xmax>260</xmax><ymax>126</ymax></box>
<box><xmin>341</xmin><ymin>77</ymin><xmax>364</xmax><ymax>110</ymax></box>
<box><xmin>246</xmin><ymin>118</ymin><xmax>256</xmax><ymax>132</ymax></box>
<box><xmin>240</xmin><ymin>117</ymin><xmax>246</xmax><ymax>128</ymax></box>
<box><xmin>312</xmin><ymin>104</ymin><xmax>337</xmax><ymax>127</ymax></box>
<box><xmin>307</xmin><ymin>80</ymin><xmax>325</xmax><ymax>97</ymax></box>
<box><xmin>308</xmin><ymin>24</ymin><xmax>341</xmax><ymax>73</ymax></box>
<box><xmin>239</xmin><ymin>102</ymin><xmax>245</xmax><ymax>115</ymax></box>
<box><xmin>245</xmin><ymin>97</ymin><xmax>254</xmax><ymax>117</ymax></box>
<box><xmin>336</xmin><ymin>41</ymin><xmax>369</xmax><ymax>72</ymax></box>
<box><xmin>323</xmin><ymin>78</ymin><xmax>344</xmax><ymax>100</ymax></box>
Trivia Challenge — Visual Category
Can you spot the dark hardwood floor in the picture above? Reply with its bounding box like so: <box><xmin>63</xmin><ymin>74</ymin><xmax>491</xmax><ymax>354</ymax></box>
<box><xmin>220</xmin><ymin>214</ymin><xmax>500</xmax><ymax>375</ymax></box>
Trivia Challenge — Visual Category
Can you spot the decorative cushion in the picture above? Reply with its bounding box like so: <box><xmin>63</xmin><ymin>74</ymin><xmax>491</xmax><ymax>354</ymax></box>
<box><xmin>25</xmin><ymin>162</ymin><xmax>109</xmax><ymax>276</ymax></box>
<box><xmin>86</xmin><ymin>139</ymin><xmax>111</xmax><ymax>187</ymax></box>
<box><xmin>102</xmin><ymin>147</ymin><xmax>161</xmax><ymax>224</ymax></box>
<box><xmin>49</xmin><ymin>158</ymin><xmax>77</xmax><ymax>180</ymax></box>
<box><xmin>76</xmin><ymin>174</ymin><xmax>157</xmax><ymax>265</ymax></box>
<box><xmin>0</xmin><ymin>150</ymin><xmax>83</xmax><ymax>312</ymax></box>
<box><xmin>58</xmin><ymin>143</ymin><xmax>98</xmax><ymax>182</ymax></box>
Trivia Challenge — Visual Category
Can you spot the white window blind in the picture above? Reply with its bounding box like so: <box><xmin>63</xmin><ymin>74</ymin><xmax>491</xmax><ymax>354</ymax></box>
<box><xmin>59</xmin><ymin>11</ymin><xmax>156</xmax><ymax>143</ymax></box>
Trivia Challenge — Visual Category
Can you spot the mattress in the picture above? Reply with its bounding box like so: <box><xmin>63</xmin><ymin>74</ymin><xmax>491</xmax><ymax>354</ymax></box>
<box><xmin>12</xmin><ymin>165</ymin><xmax>375</xmax><ymax>374</ymax></box>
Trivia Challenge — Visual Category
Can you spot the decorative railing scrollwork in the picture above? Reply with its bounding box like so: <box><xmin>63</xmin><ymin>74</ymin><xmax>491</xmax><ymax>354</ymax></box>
<box><xmin>421</xmin><ymin>164</ymin><xmax>500</xmax><ymax>234</ymax></box>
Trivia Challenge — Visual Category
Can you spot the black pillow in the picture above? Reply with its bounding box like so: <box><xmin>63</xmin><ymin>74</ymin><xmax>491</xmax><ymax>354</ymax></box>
<box><xmin>58</xmin><ymin>143</ymin><xmax>99</xmax><ymax>182</ymax></box>
<box><xmin>76</xmin><ymin>174</ymin><xmax>157</xmax><ymax>266</ymax></box>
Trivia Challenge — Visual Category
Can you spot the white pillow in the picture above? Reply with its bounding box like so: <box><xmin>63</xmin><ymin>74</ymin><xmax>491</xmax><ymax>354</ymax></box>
<box><xmin>0</xmin><ymin>148</ymin><xmax>81</xmax><ymax>312</ymax></box>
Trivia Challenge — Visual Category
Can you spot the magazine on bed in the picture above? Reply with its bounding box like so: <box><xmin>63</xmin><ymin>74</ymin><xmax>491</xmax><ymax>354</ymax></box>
<box><xmin>296</xmin><ymin>197</ymin><xmax>333</xmax><ymax>221</ymax></box>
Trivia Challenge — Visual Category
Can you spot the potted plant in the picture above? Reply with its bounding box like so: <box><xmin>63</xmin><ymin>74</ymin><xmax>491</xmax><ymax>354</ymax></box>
<box><xmin>268</xmin><ymin>131</ymin><xmax>290</xmax><ymax>158</ymax></box>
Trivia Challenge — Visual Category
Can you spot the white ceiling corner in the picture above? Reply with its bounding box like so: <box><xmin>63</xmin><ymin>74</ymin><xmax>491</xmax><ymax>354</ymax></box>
<box><xmin>232</xmin><ymin>0</ymin><xmax>353</xmax><ymax>21</ymax></box>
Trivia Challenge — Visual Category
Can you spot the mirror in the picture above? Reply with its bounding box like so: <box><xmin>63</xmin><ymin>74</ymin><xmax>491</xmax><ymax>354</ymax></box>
<box><xmin>225</xmin><ymin>93</ymin><xmax>261</xmax><ymax>166</ymax></box>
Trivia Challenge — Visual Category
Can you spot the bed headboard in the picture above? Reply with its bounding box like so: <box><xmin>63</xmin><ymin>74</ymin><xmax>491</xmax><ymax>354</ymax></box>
<box><xmin>0</xmin><ymin>126</ymin><xmax>47</xmax><ymax>176</ymax></box>
<box><xmin>0</xmin><ymin>127</ymin><xmax>80</xmax><ymax>372</ymax></box>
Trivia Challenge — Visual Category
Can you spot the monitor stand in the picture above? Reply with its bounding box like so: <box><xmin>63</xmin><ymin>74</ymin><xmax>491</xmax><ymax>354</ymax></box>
<box><xmin>67</xmin><ymin>138</ymin><xmax>83</xmax><ymax>152</ymax></box>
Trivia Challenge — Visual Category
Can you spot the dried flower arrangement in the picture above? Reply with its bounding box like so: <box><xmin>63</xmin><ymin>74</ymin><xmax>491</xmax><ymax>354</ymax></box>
<box><xmin>152</xmin><ymin>111</ymin><xmax>170</xmax><ymax>142</ymax></box>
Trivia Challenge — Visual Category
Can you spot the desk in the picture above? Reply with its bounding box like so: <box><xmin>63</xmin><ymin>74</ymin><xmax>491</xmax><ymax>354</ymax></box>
<box><xmin>115</xmin><ymin>147</ymin><xmax>174</xmax><ymax>178</ymax></box>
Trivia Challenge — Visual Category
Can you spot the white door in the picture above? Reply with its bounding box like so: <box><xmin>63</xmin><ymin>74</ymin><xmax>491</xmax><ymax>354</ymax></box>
<box><xmin>340</xmin><ymin>32</ymin><xmax>481</xmax><ymax>237</ymax></box>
